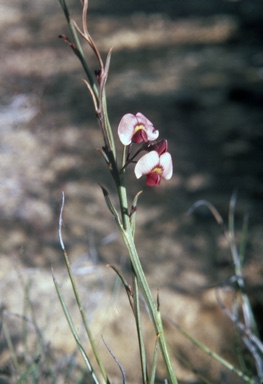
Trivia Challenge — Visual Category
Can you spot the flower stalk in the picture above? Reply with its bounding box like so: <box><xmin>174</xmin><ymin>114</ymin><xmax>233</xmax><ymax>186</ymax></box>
<box><xmin>119</xmin><ymin>214</ymin><xmax>178</xmax><ymax>383</ymax></box>
<box><xmin>58</xmin><ymin>0</ymin><xmax>177</xmax><ymax>382</ymax></box>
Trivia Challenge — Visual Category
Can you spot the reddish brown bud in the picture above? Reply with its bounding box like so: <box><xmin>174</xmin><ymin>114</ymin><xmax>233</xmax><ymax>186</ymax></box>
<box><xmin>145</xmin><ymin>139</ymin><xmax>168</xmax><ymax>155</ymax></box>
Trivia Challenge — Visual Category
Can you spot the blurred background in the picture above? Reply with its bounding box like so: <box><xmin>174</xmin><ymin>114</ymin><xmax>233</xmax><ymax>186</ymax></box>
<box><xmin>0</xmin><ymin>0</ymin><xmax>263</xmax><ymax>382</ymax></box>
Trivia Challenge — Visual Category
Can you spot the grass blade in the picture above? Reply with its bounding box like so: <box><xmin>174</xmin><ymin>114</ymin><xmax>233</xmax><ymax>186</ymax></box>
<box><xmin>58</xmin><ymin>192</ymin><xmax>110</xmax><ymax>383</ymax></box>
<box><xmin>52</xmin><ymin>270</ymin><xmax>100</xmax><ymax>384</ymax></box>
<box><xmin>169</xmin><ymin>318</ymin><xmax>257</xmax><ymax>384</ymax></box>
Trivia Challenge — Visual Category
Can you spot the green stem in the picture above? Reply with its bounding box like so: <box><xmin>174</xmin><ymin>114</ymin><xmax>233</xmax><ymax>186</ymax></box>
<box><xmin>122</xmin><ymin>228</ymin><xmax>177</xmax><ymax>383</ymax></box>
<box><xmin>100</xmin><ymin>51</ymin><xmax>116</xmax><ymax>160</ymax></box>
<box><xmin>133</xmin><ymin>274</ymin><xmax>148</xmax><ymax>383</ymax></box>
<box><xmin>59</xmin><ymin>0</ymin><xmax>99</xmax><ymax>101</ymax></box>
<box><xmin>116</xmin><ymin>184</ymin><xmax>177</xmax><ymax>383</ymax></box>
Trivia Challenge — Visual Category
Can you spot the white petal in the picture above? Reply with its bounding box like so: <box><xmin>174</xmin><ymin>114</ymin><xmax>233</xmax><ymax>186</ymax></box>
<box><xmin>160</xmin><ymin>152</ymin><xmax>173</xmax><ymax>180</ymax></box>
<box><xmin>118</xmin><ymin>114</ymin><xmax>137</xmax><ymax>145</ymax></box>
<box><xmin>147</xmin><ymin>128</ymin><xmax>159</xmax><ymax>141</ymax></box>
<box><xmin>134</xmin><ymin>151</ymin><xmax>159</xmax><ymax>179</ymax></box>
<box><xmin>135</xmin><ymin>112</ymin><xmax>152</xmax><ymax>127</ymax></box>
<box><xmin>136</xmin><ymin>112</ymin><xmax>159</xmax><ymax>141</ymax></box>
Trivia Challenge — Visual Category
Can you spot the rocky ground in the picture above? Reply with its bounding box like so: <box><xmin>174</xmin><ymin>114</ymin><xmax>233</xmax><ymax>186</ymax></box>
<box><xmin>0</xmin><ymin>0</ymin><xmax>263</xmax><ymax>383</ymax></box>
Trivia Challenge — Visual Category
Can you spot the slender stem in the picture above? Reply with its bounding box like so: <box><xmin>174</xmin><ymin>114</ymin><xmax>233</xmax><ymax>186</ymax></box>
<box><xmin>116</xmin><ymin>184</ymin><xmax>177</xmax><ymax>383</ymax></box>
<box><xmin>121</xmin><ymin>145</ymin><xmax>128</xmax><ymax>170</ymax></box>
<box><xmin>59</xmin><ymin>193</ymin><xmax>110</xmax><ymax>383</ymax></box>
<box><xmin>59</xmin><ymin>0</ymin><xmax>99</xmax><ymax>101</ymax></box>
<box><xmin>120</xmin><ymin>144</ymin><xmax>144</xmax><ymax>172</ymax></box>
<box><xmin>100</xmin><ymin>50</ymin><xmax>116</xmax><ymax>160</ymax></box>
<box><xmin>122</xmin><ymin>227</ymin><xmax>177</xmax><ymax>383</ymax></box>
<box><xmin>133</xmin><ymin>274</ymin><xmax>148</xmax><ymax>383</ymax></box>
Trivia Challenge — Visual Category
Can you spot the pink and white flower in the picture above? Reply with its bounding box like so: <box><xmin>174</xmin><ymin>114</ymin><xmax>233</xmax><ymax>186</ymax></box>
<box><xmin>134</xmin><ymin>150</ymin><xmax>173</xmax><ymax>187</ymax></box>
<box><xmin>118</xmin><ymin>112</ymin><xmax>159</xmax><ymax>145</ymax></box>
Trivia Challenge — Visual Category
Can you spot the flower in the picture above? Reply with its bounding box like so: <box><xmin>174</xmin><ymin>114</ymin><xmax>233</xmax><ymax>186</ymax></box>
<box><xmin>134</xmin><ymin>150</ymin><xmax>173</xmax><ymax>187</ymax></box>
<box><xmin>118</xmin><ymin>112</ymin><xmax>159</xmax><ymax>145</ymax></box>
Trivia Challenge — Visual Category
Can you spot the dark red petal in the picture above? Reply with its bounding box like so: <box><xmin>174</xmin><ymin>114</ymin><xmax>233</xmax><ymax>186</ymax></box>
<box><xmin>154</xmin><ymin>139</ymin><xmax>168</xmax><ymax>155</ymax></box>
<box><xmin>146</xmin><ymin>172</ymin><xmax>161</xmax><ymax>187</ymax></box>
<box><xmin>132</xmin><ymin>129</ymin><xmax>148</xmax><ymax>144</ymax></box>
<box><xmin>145</xmin><ymin>139</ymin><xmax>168</xmax><ymax>155</ymax></box>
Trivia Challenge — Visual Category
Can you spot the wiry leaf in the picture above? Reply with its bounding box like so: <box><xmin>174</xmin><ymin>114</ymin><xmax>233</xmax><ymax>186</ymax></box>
<box><xmin>102</xmin><ymin>336</ymin><xmax>126</xmax><ymax>384</ymax></box>
<box><xmin>52</xmin><ymin>270</ymin><xmax>100</xmax><ymax>384</ymax></box>
<box><xmin>169</xmin><ymin>318</ymin><xmax>258</xmax><ymax>384</ymax></box>
<box><xmin>130</xmin><ymin>190</ymin><xmax>143</xmax><ymax>237</ymax></box>
<box><xmin>187</xmin><ymin>199</ymin><xmax>224</xmax><ymax>226</ymax></box>
<box><xmin>58</xmin><ymin>193</ymin><xmax>111</xmax><ymax>383</ymax></box>
<box><xmin>99</xmin><ymin>184</ymin><xmax>122</xmax><ymax>228</ymax></box>
<box><xmin>149</xmin><ymin>334</ymin><xmax>160</xmax><ymax>384</ymax></box>
<box><xmin>107</xmin><ymin>264</ymin><xmax>134</xmax><ymax>313</ymax></box>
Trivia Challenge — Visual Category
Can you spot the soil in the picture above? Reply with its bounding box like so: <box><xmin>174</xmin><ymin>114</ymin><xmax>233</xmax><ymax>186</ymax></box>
<box><xmin>0</xmin><ymin>0</ymin><xmax>263</xmax><ymax>383</ymax></box>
